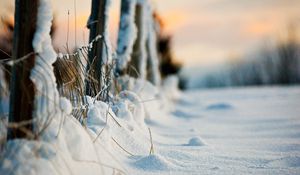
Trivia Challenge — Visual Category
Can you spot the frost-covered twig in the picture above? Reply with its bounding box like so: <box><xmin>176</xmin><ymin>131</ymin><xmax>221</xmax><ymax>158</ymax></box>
<box><xmin>0</xmin><ymin>48</ymin><xmax>11</xmax><ymax>58</ymax></box>
<box><xmin>4</xmin><ymin>52</ymin><xmax>34</xmax><ymax>66</ymax></box>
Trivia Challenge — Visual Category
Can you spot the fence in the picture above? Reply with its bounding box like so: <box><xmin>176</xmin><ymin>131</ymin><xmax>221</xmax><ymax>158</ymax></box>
<box><xmin>0</xmin><ymin>0</ymin><xmax>162</xmax><ymax>141</ymax></box>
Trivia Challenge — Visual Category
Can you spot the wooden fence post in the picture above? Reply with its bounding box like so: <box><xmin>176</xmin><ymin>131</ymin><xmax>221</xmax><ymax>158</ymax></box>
<box><xmin>8</xmin><ymin>0</ymin><xmax>38</xmax><ymax>140</ymax></box>
<box><xmin>116</xmin><ymin>0</ymin><xmax>137</xmax><ymax>75</ymax></box>
<box><xmin>146</xmin><ymin>12</ymin><xmax>161</xmax><ymax>86</ymax></box>
<box><xmin>129</xmin><ymin>4</ymin><xmax>146</xmax><ymax>78</ymax></box>
<box><xmin>86</xmin><ymin>0</ymin><xmax>107</xmax><ymax>97</ymax></box>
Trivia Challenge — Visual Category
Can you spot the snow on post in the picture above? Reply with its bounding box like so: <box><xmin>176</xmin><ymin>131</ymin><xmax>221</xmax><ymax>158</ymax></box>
<box><xmin>145</xmin><ymin>3</ymin><xmax>161</xmax><ymax>86</ymax></box>
<box><xmin>101</xmin><ymin>0</ymin><xmax>113</xmax><ymax>102</ymax></box>
<box><xmin>30</xmin><ymin>0</ymin><xmax>72</xmax><ymax>135</ymax></box>
<box><xmin>116</xmin><ymin>0</ymin><xmax>161</xmax><ymax>85</ymax></box>
<box><xmin>128</xmin><ymin>2</ymin><xmax>148</xmax><ymax>79</ymax></box>
<box><xmin>102</xmin><ymin>0</ymin><xmax>113</xmax><ymax>64</ymax></box>
<box><xmin>116</xmin><ymin>0</ymin><xmax>137</xmax><ymax>75</ymax></box>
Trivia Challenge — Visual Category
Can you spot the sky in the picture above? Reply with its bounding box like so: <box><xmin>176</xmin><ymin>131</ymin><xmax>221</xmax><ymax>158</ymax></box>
<box><xmin>1</xmin><ymin>0</ymin><xmax>300</xmax><ymax>66</ymax></box>
<box><xmin>155</xmin><ymin>0</ymin><xmax>300</xmax><ymax>65</ymax></box>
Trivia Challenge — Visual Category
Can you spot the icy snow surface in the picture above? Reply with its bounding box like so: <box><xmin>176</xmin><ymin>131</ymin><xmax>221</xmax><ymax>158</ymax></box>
<box><xmin>1</xmin><ymin>85</ymin><xmax>300</xmax><ymax>175</ymax></box>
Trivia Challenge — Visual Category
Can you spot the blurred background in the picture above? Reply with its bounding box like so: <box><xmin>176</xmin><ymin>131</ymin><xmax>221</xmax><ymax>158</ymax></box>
<box><xmin>1</xmin><ymin>0</ymin><xmax>300</xmax><ymax>89</ymax></box>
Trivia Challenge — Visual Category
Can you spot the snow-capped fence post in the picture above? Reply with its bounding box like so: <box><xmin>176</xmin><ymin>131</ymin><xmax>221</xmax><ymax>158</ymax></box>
<box><xmin>146</xmin><ymin>7</ymin><xmax>161</xmax><ymax>86</ymax></box>
<box><xmin>116</xmin><ymin>0</ymin><xmax>137</xmax><ymax>75</ymax></box>
<box><xmin>128</xmin><ymin>3</ymin><xmax>147</xmax><ymax>79</ymax></box>
<box><xmin>116</xmin><ymin>0</ymin><xmax>161</xmax><ymax>85</ymax></box>
<box><xmin>7</xmin><ymin>0</ymin><xmax>38</xmax><ymax>140</ymax></box>
<box><xmin>86</xmin><ymin>0</ymin><xmax>108</xmax><ymax>97</ymax></box>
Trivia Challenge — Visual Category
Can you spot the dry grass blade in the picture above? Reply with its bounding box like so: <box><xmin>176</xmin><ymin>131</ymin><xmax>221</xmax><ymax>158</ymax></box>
<box><xmin>148</xmin><ymin>127</ymin><xmax>154</xmax><ymax>155</ymax></box>
<box><xmin>93</xmin><ymin>126</ymin><xmax>106</xmax><ymax>143</ymax></box>
<box><xmin>93</xmin><ymin>104</ymin><xmax>110</xmax><ymax>142</ymax></box>
<box><xmin>108</xmin><ymin>111</ymin><xmax>122</xmax><ymax>127</ymax></box>
<box><xmin>111</xmin><ymin>137</ymin><xmax>134</xmax><ymax>156</ymax></box>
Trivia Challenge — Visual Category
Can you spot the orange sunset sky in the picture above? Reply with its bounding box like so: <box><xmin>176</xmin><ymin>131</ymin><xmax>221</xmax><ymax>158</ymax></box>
<box><xmin>1</xmin><ymin>0</ymin><xmax>300</xmax><ymax>66</ymax></box>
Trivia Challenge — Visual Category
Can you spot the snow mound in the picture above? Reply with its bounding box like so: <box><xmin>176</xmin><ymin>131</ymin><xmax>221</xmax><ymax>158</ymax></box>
<box><xmin>133</xmin><ymin>154</ymin><xmax>174</xmax><ymax>171</ymax></box>
<box><xmin>0</xmin><ymin>140</ymin><xmax>57</xmax><ymax>175</ymax></box>
<box><xmin>206</xmin><ymin>103</ymin><xmax>232</xmax><ymax>110</ymax></box>
<box><xmin>118</xmin><ymin>90</ymin><xmax>146</xmax><ymax>126</ymax></box>
<box><xmin>267</xmin><ymin>156</ymin><xmax>300</xmax><ymax>168</ymax></box>
<box><xmin>116</xmin><ymin>76</ymin><xmax>172</xmax><ymax>120</ymax></box>
<box><xmin>172</xmin><ymin>108</ymin><xmax>200</xmax><ymax>119</ymax></box>
<box><xmin>184</xmin><ymin>137</ymin><xmax>206</xmax><ymax>146</ymax></box>
<box><xmin>161</xmin><ymin>75</ymin><xmax>181</xmax><ymax>101</ymax></box>
<box><xmin>87</xmin><ymin>100</ymin><xmax>109</xmax><ymax>128</ymax></box>
<box><xmin>86</xmin><ymin>100</ymin><xmax>114</xmax><ymax>144</ymax></box>
<box><xmin>59</xmin><ymin>97</ymin><xmax>72</xmax><ymax>114</ymax></box>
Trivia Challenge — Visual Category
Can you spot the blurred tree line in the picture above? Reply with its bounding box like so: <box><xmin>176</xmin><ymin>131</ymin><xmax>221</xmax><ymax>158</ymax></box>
<box><xmin>182</xmin><ymin>24</ymin><xmax>300</xmax><ymax>89</ymax></box>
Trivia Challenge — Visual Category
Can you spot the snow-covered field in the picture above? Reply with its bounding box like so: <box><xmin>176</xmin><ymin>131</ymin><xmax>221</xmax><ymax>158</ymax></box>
<box><xmin>149</xmin><ymin>85</ymin><xmax>300</xmax><ymax>175</ymax></box>
<box><xmin>1</xmin><ymin>85</ymin><xmax>300</xmax><ymax>175</ymax></box>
